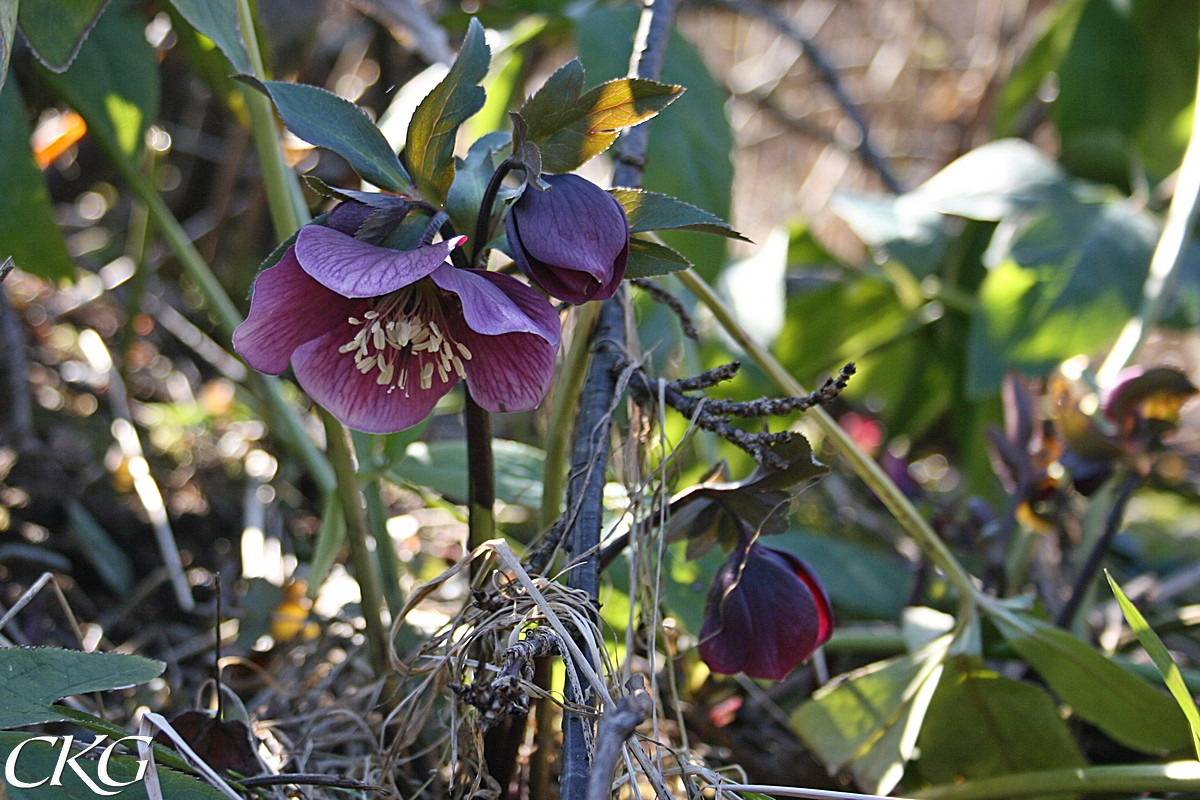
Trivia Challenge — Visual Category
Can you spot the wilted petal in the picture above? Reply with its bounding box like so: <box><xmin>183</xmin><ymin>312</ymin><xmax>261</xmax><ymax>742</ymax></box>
<box><xmin>428</xmin><ymin>265</ymin><xmax>560</xmax><ymax>344</ymax></box>
<box><xmin>295</xmin><ymin>226</ymin><xmax>462</xmax><ymax>298</ymax></box>
<box><xmin>290</xmin><ymin>316</ymin><xmax>457</xmax><ymax>434</ymax></box>
<box><xmin>232</xmin><ymin>247</ymin><xmax>359</xmax><ymax>374</ymax></box>
<box><xmin>699</xmin><ymin>542</ymin><xmax>833</xmax><ymax>681</ymax></box>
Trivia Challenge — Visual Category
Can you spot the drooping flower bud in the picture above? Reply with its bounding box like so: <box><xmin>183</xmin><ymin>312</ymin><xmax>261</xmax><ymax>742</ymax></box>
<box><xmin>505</xmin><ymin>173</ymin><xmax>629</xmax><ymax>304</ymax></box>
<box><xmin>699</xmin><ymin>541</ymin><xmax>833</xmax><ymax>681</ymax></box>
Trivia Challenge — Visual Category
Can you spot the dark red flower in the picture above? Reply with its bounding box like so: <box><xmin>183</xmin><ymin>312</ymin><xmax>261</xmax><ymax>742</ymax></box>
<box><xmin>699</xmin><ymin>541</ymin><xmax>833</xmax><ymax>681</ymax></box>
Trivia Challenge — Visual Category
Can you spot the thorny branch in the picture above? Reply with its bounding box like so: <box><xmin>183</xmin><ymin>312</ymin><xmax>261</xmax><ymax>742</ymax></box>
<box><xmin>631</xmin><ymin>277</ymin><xmax>698</xmax><ymax>339</ymax></box>
<box><xmin>452</xmin><ymin>627</ymin><xmax>561</xmax><ymax>729</ymax></box>
<box><xmin>627</xmin><ymin>361</ymin><xmax>856</xmax><ymax>467</ymax></box>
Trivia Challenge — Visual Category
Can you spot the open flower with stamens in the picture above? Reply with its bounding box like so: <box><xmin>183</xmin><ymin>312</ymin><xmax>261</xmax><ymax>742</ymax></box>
<box><xmin>233</xmin><ymin>212</ymin><xmax>561</xmax><ymax>433</ymax></box>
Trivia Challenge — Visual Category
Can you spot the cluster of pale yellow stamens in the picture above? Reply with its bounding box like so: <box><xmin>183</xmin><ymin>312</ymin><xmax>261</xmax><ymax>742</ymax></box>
<box><xmin>338</xmin><ymin>289</ymin><xmax>472</xmax><ymax>395</ymax></box>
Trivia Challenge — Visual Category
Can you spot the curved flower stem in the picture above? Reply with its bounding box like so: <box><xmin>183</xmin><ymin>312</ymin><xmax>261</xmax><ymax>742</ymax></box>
<box><xmin>464</xmin><ymin>394</ymin><xmax>495</xmax><ymax>554</ymax></box>
<box><xmin>471</xmin><ymin>158</ymin><xmax>520</xmax><ymax>267</ymax></box>
<box><xmin>1097</xmin><ymin>36</ymin><xmax>1200</xmax><ymax>386</ymax></box>
<box><xmin>541</xmin><ymin>302</ymin><xmax>602</xmax><ymax>528</ymax></box>
<box><xmin>675</xmin><ymin>266</ymin><xmax>983</xmax><ymax>606</ymax></box>
<box><xmin>320</xmin><ymin>408</ymin><xmax>390</xmax><ymax>677</ymax></box>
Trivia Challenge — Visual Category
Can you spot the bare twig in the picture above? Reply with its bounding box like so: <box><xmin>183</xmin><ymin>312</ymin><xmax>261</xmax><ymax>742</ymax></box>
<box><xmin>585</xmin><ymin>678</ymin><xmax>654</xmax><ymax>800</ymax></box>
<box><xmin>631</xmin><ymin>277</ymin><xmax>698</xmax><ymax>339</ymax></box>
<box><xmin>701</xmin><ymin>0</ymin><xmax>904</xmax><ymax>194</ymax></box>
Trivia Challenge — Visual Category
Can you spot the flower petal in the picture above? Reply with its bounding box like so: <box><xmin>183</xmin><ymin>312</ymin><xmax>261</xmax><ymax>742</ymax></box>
<box><xmin>699</xmin><ymin>543</ymin><xmax>833</xmax><ymax>681</ymax></box>
<box><xmin>451</xmin><ymin>320</ymin><xmax>558</xmax><ymax>414</ymax></box>
<box><xmin>232</xmin><ymin>247</ymin><xmax>360</xmax><ymax>374</ymax></box>
<box><xmin>295</xmin><ymin>226</ymin><xmax>459</xmax><ymax>298</ymax></box>
<box><xmin>428</xmin><ymin>265</ymin><xmax>560</xmax><ymax>344</ymax></box>
<box><xmin>513</xmin><ymin>174</ymin><xmax>628</xmax><ymax>278</ymax></box>
<box><xmin>290</xmin><ymin>318</ymin><xmax>458</xmax><ymax>434</ymax></box>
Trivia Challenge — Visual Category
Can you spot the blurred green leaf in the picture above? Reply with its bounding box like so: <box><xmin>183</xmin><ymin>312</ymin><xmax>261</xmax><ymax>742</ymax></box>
<box><xmin>792</xmin><ymin>638</ymin><xmax>948</xmax><ymax>794</ymax></box>
<box><xmin>1129</xmin><ymin>0</ymin><xmax>1199</xmax><ymax>181</ymax></box>
<box><xmin>995</xmin><ymin>611</ymin><xmax>1192</xmax><ymax>755</ymax></box>
<box><xmin>993</xmin><ymin>0</ymin><xmax>1086</xmax><ymax>137</ymax></box>
<box><xmin>0</xmin><ymin>732</ymin><xmax>228</xmax><ymax>799</ymax></box>
<box><xmin>0</xmin><ymin>74</ymin><xmax>74</xmax><ymax>280</ymax></box>
<box><xmin>832</xmin><ymin>192</ymin><xmax>947</xmax><ymax>279</ymax></box>
<box><xmin>405</xmin><ymin>17</ymin><xmax>489</xmax><ymax>204</ymax></box>
<box><xmin>916</xmin><ymin>655</ymin><xmax>1086</xmax><ymax>785</ymax></box>
<box><xmin>65</xmin><ymin>500</ymin><xmax>134</xmax><ymax>596</ymax></box>
<box><xmin>306</xmin><ymin>492</ymin><xmax>345</xmax><ymax>601</ymax></box>
<box><xmin>17</xmin><ymin>0</ymin><xmax>108</xmax><ymax>72</ymax></box>
<box><xmin>771</xmin><ymin>530</ymin><xmax>912</xmax><ymax>620</ymax></box>
<box><xmin>1107</xmin><ymin>572</ymin><xmax>1200</xmax><ymax>760</ymax></box>
<box><xmin>386</xmin><ymin>439</ymin><xmax>545</xmax><ymax>509</ymax></box>
<box><xmin>576</xmin><ymin>6</ymin><xmax>733</xmax><ymax>279</ymax></box>
<box><xmin>0</xmin><ymin>647</ymin><xmax>163</xmax><ymax>728</ymax></box>
<box><xmin>967</xmin><ymin>198</ymin><xmax>1154</xmax><ymax>395</ymax></box>
<box><xmin>167</xmin><ymin>0</ymin><xmax>251</xmax><ymax>74</ymax></box>
<box><xmin>519</xmin><ymin>58</ymin><xmax>683</xmax><ymax>173</ymax></box>
<box><xmin>258</xmin><ymin>80</ymin><xmax>411</xmax><ymax>194</ymax></box>
<box><xmin>626</xmin><ymin>237</ymin><xmax>691</xmax><ymax>278</ymax></box>
<box><xmin>43</xmin><ymin>0</ymin><xmax>158</xmax><ymax>159</ymax></box>
<box><xmin>611</xmin><ymin>188</ymin><xmax>747</xmax><ymax>240</ymax></box>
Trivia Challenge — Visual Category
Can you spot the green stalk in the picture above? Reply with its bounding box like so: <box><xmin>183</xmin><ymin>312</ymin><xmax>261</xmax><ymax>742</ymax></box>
<box><xmin>912</xmin><ymin>761</ymin><xmax>1200</xmax><ymax>800</ymax></box>
<box><xmin>1097</xmin><ymin>32</ymin><xmax>1200</xmax><ymax>386</ymax></box>
<box><xmin>235</xmin><ymin>0</ymin><xmax>309</xmax><ymax>237</ymax></box>
<box><xmin>320</xmin><ymin>408</ymin><xmax>390</xmax><ymax>677</ymax></box>
<box><xmin>675</xmin><ymin>267</ymin><xmax>982</xmax><ymax>605</ymax></box>
<box><xmin>113</xmin><ymin>158</ymin><xmax>335</xmax><ymax>493</ymax></box>
<box><xmin>540</xmin><ymin>302</ymin><xmax>601</xmax><ymax>527</ymax></box>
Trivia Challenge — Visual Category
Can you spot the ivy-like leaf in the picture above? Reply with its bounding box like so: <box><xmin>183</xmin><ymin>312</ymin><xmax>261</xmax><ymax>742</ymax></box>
<box><xmin>0</xmin><ymin>647</ymin><xmax>164</xmax><ymax>729</ymax></box>
<box><xmin>405</xmin><ymin>17</ymin><xmax>490</xmax><ymax>204</ymax></box>
<box><xmin>167</xmin><ymin>0</ymin><xmax>252</xmax><ymax>75</ymax></box>
<box><xmin>17</xmin><ymin>0</ymin><xmax>109</xmax><ymax>72</ymax></box>
<box><xmin>255</xmin><ymin>79</ymin><xmax>412</xmax><ymax>194</ymax></box>
<box><xmin>0</xmin><ymin>73</ymin><xmax>74</xmax><ymax>281</ymax></box>
<box><xmin>520</xmin><ymin>64</ymin><xmax>684</xmax><ymax>173</ymax></box>
<box><xmin>611</xmin><ymin>188</ymin><xmax>748</xmax><ymax>240</ymax></box>
<box><xmin>625</xmin><ymin>237</ymin><xmax>691</xmax><ymax>278</ymax></box>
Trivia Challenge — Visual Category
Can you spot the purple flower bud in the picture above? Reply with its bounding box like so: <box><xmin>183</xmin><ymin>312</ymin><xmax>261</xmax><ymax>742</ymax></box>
<box><xmin>506</xmin><ymin>173</ymin><xmax>629</xmax><ymax>304</ymax></box>
<box><xmin>699</xmin><ymin>541</ymin><xmax>833</xmax><ymax>681</ymax></box>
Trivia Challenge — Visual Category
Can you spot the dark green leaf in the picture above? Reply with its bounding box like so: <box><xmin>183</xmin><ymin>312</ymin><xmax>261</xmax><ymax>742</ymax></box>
<box><xmin>43</xmin><ymin>0</ymin><xmax>158</xmax><ymax>159</ymax></box>
<box><xmin>994</xmin><ymin>611</ymin><xmax>1192</xmax><ymax>755</ymax></box>
<box><xmin>258</xmin><ymin>80</ymin><xmax>411</xmax><ymax>194</ymax></box>
<box><xmin>611</xmin><ymin>188</ymin><xmax>748</xmax><ymax>240</ymax></box>
<box><xmin>385</xmin><ymin>439</ymin><xmax>545</xmax><ymax>509</ymax></box>
<box><xmin>17</xmin><ymin>0</ymin><xmax>108</xmax><ymax>72</ymax></box>
<box><xmin>916</xmin><ymin>655</ymin><xmax>1086</xmax><ymax>786</ymax></box>
<box><xmin>0</xmin><ymin>732</ymin><xmax>228</xmax><ymax>799</ymax></box>
<box><xmin>1107</xmin><ymin>572</ymin><xmax>1200</xmax><ymax>760</ymax></box>
<box><xmin>519</xmin><ymin>59</ymin><xmax>587</xmax><ymax>141</ymax></box>
<box><xmin>0</xmin><ymin>647</ymin><xmax>163</xmax><ymax>728</ymax></box>
<box><xmin>0</xmin><ymin>74</ymin><xmax>74</xmax><ymax>280</ymax></box>
<box><xmin>0</xmin><ymin>0</ymin><xmax>16</xmax><ymax>94</ymax></box>
<box><xmin>625</xmin><ymin>237</ymin><xmax>691</xmax><ymax>278</ymax></box>
<box><xmin>792</xmin><ymin>639</ymin><xmax>948</xmax><ymax>793</ymax></box>
<box><xmin>166</xmin><ymin>0</ymin><xmax>251</xmax><ymax>74</ymax></box>
<box><xmin>405</xmin><ymin>17</ymin><xmax>489</xmax><ymax>204</ymax></box>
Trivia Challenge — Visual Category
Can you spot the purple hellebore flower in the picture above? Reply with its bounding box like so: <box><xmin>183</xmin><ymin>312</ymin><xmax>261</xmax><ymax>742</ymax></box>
<box><xmin>506</xmin><ymin>173</ymin><xmax>629</xmax><ymax>304</ymax></box>
<box><xmin>232</xmin><ymin>209</ymin><xmax>561</xmax><ymax>434</ymax></box>
<box><xmin>699</xmin><ymin>541</ymin><xmax>833</xmax><ymax>681</ymax></box>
